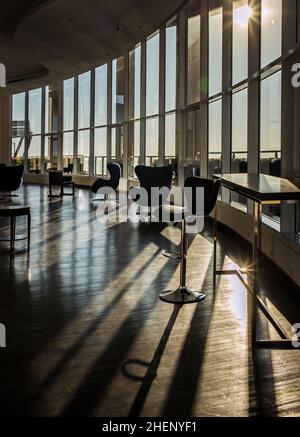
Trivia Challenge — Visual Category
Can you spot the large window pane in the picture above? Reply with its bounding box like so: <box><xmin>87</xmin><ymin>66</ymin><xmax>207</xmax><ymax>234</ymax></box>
<box><xmin>209</xmin><ymin>8</ymin><xmax>223</xmax><ymax>97</ymax></box>
<box><xmin>63</xmin><ymin>132</ymin><xmax>74</xmax><ymax>158</ymax></box>
<box><xmin>146</xmin><ymin>117</ymin><xmax>159</xmax><ymax>166</ymax></box>
<box><xmin>165</xmin><ymin>20</ymin><xmax>177</xmax><ymax>111</ymax></box>
<box><xmin>28</xmin><ymin>88</ymin><xmax>42</xmax><ymax>135</ymax></box>
<box><xmin>232</xmin><ymin>88</ymin><xmax>248</xmax><ymax>171</ymax></box>
<box><xmin>28</xmin><ymin>136</ymin><xmax>41</xmax><ymax>173</ymax></box>
<box><xmin>63</xmin><ymin>78</ymin><xmax>74</xmax><ymax>131</ymax></box>
<box><xmin>187</xmin><ymin>2</ymin><xmax>200</xmax><ymax>104</ymax></box>
<box><xmin>78</xmin><ymin>71</ymin><xmax>91</xmax><ymax>129</ymax></box>
<box><xmin>12</xmin><ymin>92</ymin><xmax>25</xmax><ymax>123</ymax></box>
<box><xmin>208</xmin><ymin>99</ymin><xmax>222</xmax><ymax>177</ymax></box>
<box><xmin>260</xmin><ymin>71</ymin><xmax>281</xmax><ymax>174</ymax></box>
<box><xmin>261</xmin><ymin>0</ymin><xmax>282</xmax><ymax>68</ymax></box>
<box><xmin>45</xmin><ymin>85</ymin><xmax>58</xmax><ymax>134</ymax></box>
<box><xmin>232</xmin><ymin>0</ymin><xmax>250</xmax><ymax>85</ymax></box>
<box><xmin>12</xmin><ymin>93</ymin><xmax>26</xmax><ymax>164</ymax></box>
<box><xmin>112</xmin><ymin>57</ymin><xmax>125</xmax><ymax>124</ymax></box>
<box><xmin>78</xmin><ymin>130</ymin><xmax>90</xmax><ymax>174</ymax></box>
<box><xmin>146</xmin><ymin>33</ymin><xmax>160</xmax><ymax>116</ymax></box>
<box><xmin>128</xmin><ymin>121</ymin><xmax>140</xmax><ymax>177</ymax></box>
<box><xmin>94</xmin><ymin>127</ymin><xmax>107</xmax><ymax>175</ymax></box>
<box><xmin>95</xmin><ymin>64</ymin><xmax>107</xmax><ymax>126</ymax></box>
<box><xmin>129</xmin><ymin>46</ymin><xmax>141</xmax><ymax>120</ymax></box>
<box><xmin>165</xmin><ymin>113</ymin><xmax>176</xmax><ymax>164</ymax></box>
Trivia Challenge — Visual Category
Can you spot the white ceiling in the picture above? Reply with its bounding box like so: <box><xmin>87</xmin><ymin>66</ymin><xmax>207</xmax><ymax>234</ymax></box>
<box><xmin>0</xmin><ymin>0</ymin><xmax>189</xmax><ymax>95</ymax></box>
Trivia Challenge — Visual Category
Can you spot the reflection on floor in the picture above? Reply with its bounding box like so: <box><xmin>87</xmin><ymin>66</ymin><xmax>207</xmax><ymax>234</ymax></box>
<box><xmin>0</xmin><ymin>185</ymin><xmax>300</xmax><ymax>417</ymax></box>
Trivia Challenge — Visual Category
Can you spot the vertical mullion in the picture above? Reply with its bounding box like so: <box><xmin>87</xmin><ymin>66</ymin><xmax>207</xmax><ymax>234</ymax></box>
<box><xmin>177</xmin><ymin>9</ymin><xmax>186</xmax><ymax>183</ymax></box>
<box><xmin>58</xmin><ymin>82</ymin><xmax>63</xmax><ymax>171</ymax></box>
<box><xmin>140</xmin><ymin>40</ymin><xmax>146</xmax><ymax>165</ymax></box>
<box><xmin>41</xmin><ymin>87</ymin><xmax>46</xmax><ymax>174</ymax></box>
<box><xmin>90</xmin><ymin>68</ymin><xmax>95</xmax><ymax>175</ymax></box>
<box><xmin>159</xmin><ymin>27</ymin><xmax>166</xmax><ymax>166</ymax></box>
<box><xmin>107</xmin><ymin>61</ymin><xmax>112</xmax><ymax>163</ymax></box>
<box><xmin>200</xmin><ymin>0</ymin><xmax>209</xmax><ymax>178</ymax></box>
<box><xmin>248</xmin><ymin>0</ymin><xmax>261</xmax><ymax>175</ymax></box>
<box><xmin>123</xmin><ymin>52</ymin><xmax>130</xmax><ymax>179</ymax></box>
<box><xmin>74</xmin><ymin>76</ymin><xmax>79</xmax><ymax>175</ymax></box>
<box><xmin>222</xmin><ymin>0</ymin><xmax>232</xmax><ymax>176</ymax></box>
<box><xmin>221</xmin><ymin>0</ymin><xmax>232</xmax><ymax>204</ymax></box>
<box><xmin>24</xmin><ymin>91</ymin><xmax>29</xmax><ymax>174</ymax></box>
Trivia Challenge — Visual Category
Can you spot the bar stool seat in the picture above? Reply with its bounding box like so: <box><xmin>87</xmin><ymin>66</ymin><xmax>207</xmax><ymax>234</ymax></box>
<box><xmin>0</xmin><ymin>205</ymin><xmax>31</xmax><ymax>253</ymax></box>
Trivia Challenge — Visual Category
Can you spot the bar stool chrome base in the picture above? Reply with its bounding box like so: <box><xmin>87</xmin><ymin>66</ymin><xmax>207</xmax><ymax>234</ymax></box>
<box><xmin>159</xmin><ymin>287</ymin><xmax>206</xmax><ymax>304</ymax></box>
<box><xmin>163</xmin><ymin>250</ymin><xmax>183</xmax><ymax>260</ymax></box>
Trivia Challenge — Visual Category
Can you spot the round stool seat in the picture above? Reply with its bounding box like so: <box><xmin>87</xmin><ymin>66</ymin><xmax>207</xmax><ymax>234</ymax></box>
<box><xmin>0</xmin><ymin>205</ymin><xmax>30</xmax><ymax>217</ymax></box>
<box><xmin>0</xmin><ymin>205</ymin><xmax>31</xmax><ymax>253</ymax></box>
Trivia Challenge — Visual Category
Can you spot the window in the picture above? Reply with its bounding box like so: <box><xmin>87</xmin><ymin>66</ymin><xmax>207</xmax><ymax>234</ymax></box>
<box><xmin>261</xmin><ymin>0</ymin><xmax>282</xmax><ymax>68</ymax></box>
<box><xmin>63</xmin><ymin>78</ymin><xmax>74</xmax><ymax>131</ymax></box>
<box><xmin>260</xmin><ymin>71</ymin><xmax>281</xmax><ymax>174</ymax></box>
<box><xmin>187</xmin><ymin>2</ymin><xmax>200</xmax><ymax>104</ymax></box>
<box><xmin>208</xmin><ymin>99</ymin><xmax>222</xmax><ymax>177</ymax></box>
<box><xmin>128</xmin><ymin>121</ymin><xmax>140</xmax><ymax>177</ymax></box>
<box><xmin>231</xmin><ymin>88</ymin><xmax>248</xmax><ymax>208</ymax></box>
<box><xmin>28</xmin><ymin>88</ymin><xmax>42</xmax><ymax>172</ymax></box>
<box><xmin>129</xmin><ymin>45</ymin><xmax>141</xmax><ymax>120</ymax></box>
<box><xmin>63</xmin><ymin>132</ymin><xmax>74</xmax><ymax>169</ymax></box>
<box><xmin>28</xmin><ymin>88</ymin><xmax>42</xmax><ymax>135</ymax></box>
<box><xmin>112</xmin><ymin>57</ymin><xmax>125</xmax><ymax>124</ymax></box>
<box><xmin>232</xmin><ymin>88</ymin><xmax>248</xmax><ymax>172</ymax></box>
<box><xmin>146</xmin><ymin>32</ymin><xmax>160</xmax><ymax>116</ymax></box>
<box><xmin>95</xmin><ymin>64</ymin><xmax>107</xmax><ymax>127</ymax></box>
<box><xmin>232</xmin><ymin>0</ymin><xmax>250</xmax><ymax>85</ymax></box>
<box><xmin>45</xmin><ymin>86</ymin><xmax>58</xmax><ymax>134</ymax></box>
<box><xmin>28</xmin><ymin>136</ymin><xmax>42</xmax><ymax>173</ymax></box>
<box><xmin>209</xmin><ymin>7</ymin><xmax>223</xmax><ymax>97</ymax></box>
<box><xmin>78</xmin><ymin>71</ymin><xmax>91</xmax><ymax>129</ymax></box>
<box><xmin>11</xmin><ymin>93</ymin><xmax>26</xmax><ymax>165</ymax></box>
<box><xmin>165</xmin><ymin>113</ymin><xmax>176</xmax><ymax>164</ymax></box>
<box><xmin>78</xmin><ymin>129</ymin><xmax>90</xmax><ymax>174</ymax></box>
<box><xmin>146</xmin><ymin>117</ymin><xmax>159</xmax><ymax>166</ymax></box>
<box><xmin>111</xmin><ymin>127</ymin><xmax>117</xmax><ymax>160</ymax></box>
<box><xmin>94</xmin><ymin>127</ymin><xmax>107</xmax><ymax>175</ymax></box>
<box><xmin>165</xmin><ymin>19</ymin><xmax>177</xmax><ymax>111</ymax></box>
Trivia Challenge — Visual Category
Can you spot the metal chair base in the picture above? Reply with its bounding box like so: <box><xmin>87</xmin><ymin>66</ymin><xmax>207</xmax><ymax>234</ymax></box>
<box><xmin>159</xmin><ymin>287</ymin><xmax>206</xmax><ymax>304</ymax></box>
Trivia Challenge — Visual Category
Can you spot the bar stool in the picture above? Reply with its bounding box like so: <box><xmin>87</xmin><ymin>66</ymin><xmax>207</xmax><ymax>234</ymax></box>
<box><xmin>0</xmin><ymin>205</ymin><xmax>31</xmax><ymax>253</ymax></box>
<box><xmin>159</xmin><ymin>177</ymin><xmax>220</xmax><ymax>304</ymax></box>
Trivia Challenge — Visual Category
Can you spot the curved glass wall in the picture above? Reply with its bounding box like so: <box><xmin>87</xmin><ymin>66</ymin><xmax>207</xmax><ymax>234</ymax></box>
<box><xmin>11</xmin><ymin>0</ymin><xmax>288</xmax><ymax>196</ymax></box>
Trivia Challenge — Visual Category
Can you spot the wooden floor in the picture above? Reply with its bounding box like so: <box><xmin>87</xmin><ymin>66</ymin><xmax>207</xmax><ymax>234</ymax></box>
<box><xmin>0</xmin><ymin>184</ymin><xmax>300</xmax><ymax>417</ymax></box>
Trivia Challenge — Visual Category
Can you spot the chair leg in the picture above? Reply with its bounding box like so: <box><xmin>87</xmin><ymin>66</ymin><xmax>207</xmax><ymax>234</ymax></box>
<box><xmin>159</xmin><ymin>219</ymin><xmax>206</xmax><ymax>304</ymax></box>
<box><xmin>27</xmin><ymin>213</ymin><xmax>31</xmax><ymax>249</ymax></box>
<box><xmin>10</xmin><ymin>216</ymin><xmax>16</xmax><ymax>253</ymax></box>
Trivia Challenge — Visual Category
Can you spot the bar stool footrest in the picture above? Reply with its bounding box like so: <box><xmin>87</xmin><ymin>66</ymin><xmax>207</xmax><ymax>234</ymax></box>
<box><xmin>163</xmin><ymin>250</ymin><xmax>183</xmax><ymax>260</ymax></box>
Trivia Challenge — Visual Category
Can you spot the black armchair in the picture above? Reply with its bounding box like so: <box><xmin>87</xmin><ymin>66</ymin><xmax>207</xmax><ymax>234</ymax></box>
<box><xmin>0</xmin><ymin>164</ymin><xmax>24</xmax><ymax>197</ymax></box>
<box><xmin>48</xmin><ymin>171</ymin><xmax>75</xmax><ymax>198</ymax></box>
<box><xmin>91</xmin><ymin>163</ymin><xmax>121</xmax><ymax>201</ymax></box>
<box><xmin>133</xmin><ymin>165</ymin><xmax>174</xmax><ymax>209</ymax></box>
